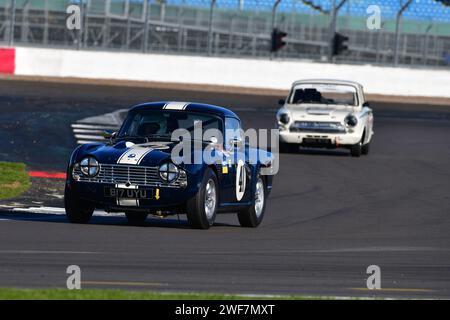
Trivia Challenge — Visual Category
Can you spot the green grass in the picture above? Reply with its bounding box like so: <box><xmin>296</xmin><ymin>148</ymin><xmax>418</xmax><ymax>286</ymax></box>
<box><xmin>0</xmin><ymin>288</ymin><xmax>321</xmax><ymax>300</ymax></box>
<box><xmin>0</xmin><ymin>162</ymin><xmax>30</xmax><ymax>200</ymax></box>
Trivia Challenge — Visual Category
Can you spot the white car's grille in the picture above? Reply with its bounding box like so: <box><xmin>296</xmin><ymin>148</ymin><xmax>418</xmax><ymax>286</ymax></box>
<box><xmin>290</xmin><ymin>121</ymin><xmax>346</xmax><ymax>134</ymax></box>
<box><xmin>74</xmin><ymin>164</ymin><xmax>185</xmax><ymax>188</ymax></box>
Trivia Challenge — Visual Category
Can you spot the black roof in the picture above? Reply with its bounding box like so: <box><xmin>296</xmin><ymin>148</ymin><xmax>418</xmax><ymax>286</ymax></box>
<box><xmin>130</xmin><ymin>101</ymin><xmax>239</xmax><ymax>119</ymax></box>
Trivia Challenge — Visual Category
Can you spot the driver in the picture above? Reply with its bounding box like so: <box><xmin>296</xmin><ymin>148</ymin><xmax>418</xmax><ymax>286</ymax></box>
<box><xmin>138</xmin><ymin>114</ymin><xmax>168</xmax><ymax>136</ymax></box>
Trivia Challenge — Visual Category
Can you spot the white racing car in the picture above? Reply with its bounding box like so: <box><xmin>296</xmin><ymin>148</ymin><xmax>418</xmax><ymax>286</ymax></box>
<box><xmin>276</xmin><ymin>79</ymin><xmax>374</xmax><ymax>157</ymax></box>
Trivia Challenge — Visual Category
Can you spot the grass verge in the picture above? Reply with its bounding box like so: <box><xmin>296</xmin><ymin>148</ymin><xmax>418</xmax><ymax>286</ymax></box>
<box><xmin>0</xmin><ymin>288</ymin><xmax>320</xmax><ymax>300</ymax></box>
<box><xmin>0</xmin><ymin>162</ymin><xmax>30</xmax><ymax>200</ymax></box>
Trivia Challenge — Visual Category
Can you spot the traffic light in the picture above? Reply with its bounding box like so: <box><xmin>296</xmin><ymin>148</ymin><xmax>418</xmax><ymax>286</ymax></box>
<box><xmin>271</xmin><ymin>28</ymin><xmax>287</xmax><ymax>53</ymax></box>
<box><xmin>332</xmin><ymin>32</ymin><xmax>349</xmax><ymax>56</ymax></box>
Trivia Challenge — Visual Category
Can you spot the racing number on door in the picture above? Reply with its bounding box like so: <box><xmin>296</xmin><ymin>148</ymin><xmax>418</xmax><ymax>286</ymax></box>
<box><xmin>235</xmin><ymin>159</ymin><xmax>246</xmax><ymax>201</ymax></box>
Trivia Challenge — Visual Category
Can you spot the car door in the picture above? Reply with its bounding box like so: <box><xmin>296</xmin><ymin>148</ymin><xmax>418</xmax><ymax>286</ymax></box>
<box><xmin>221</xmin><ymin>117</ymin><xmax>250</xmax><ymax>205</ymax></box>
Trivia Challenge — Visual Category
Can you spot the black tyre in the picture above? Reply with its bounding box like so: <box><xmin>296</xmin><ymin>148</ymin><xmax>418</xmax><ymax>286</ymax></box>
<box><xmin>64</xmin><ymin>186</ymin><xmax>94</xmax><ymax>224</ymax></box>
<box><xmin>186</xmin><ymin>168</ymin><xmax>218</xmax><ymax>229</ymax></box>
<box><xmin>350</xmin><ymin>140</ymin><xmax>362</xmax><ymax>157</ymax></box>
<box><xmin>362</xmin><ymin>142</ymin><xmax>370</xmax><ymax>155</ymax></box>
<box><xmin>238</xmin><ymin>174</ymin><xmax>266</xmax><ymax>228</ymax></box>
<box><xmin>280</xmin><ymin>141</ymin><xmax>297</xmax><ymax>153</ymax></box>
<box><xmin>125</xmin><ymin>212</ymin><xmax>148</xmax><ymax>226</ymax></box>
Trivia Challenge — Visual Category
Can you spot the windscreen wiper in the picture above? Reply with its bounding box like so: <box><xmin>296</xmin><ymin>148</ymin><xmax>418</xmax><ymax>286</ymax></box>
<box><xmin>114</xmin><ymin>135</ymin><xmax>149</xmax><ymax>143</ymax></box>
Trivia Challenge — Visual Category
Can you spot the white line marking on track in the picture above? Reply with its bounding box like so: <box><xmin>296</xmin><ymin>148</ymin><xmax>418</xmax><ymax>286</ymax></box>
<box><xmin>71</xmin><ymin>123</ymin><xmax>119</xmax><ymax>129</ymax></box>
<box><xmin>73</xmin><ymin>128</ymin><xmax>107</xmax><ymax>134</ymax></box>
<box><xmin>74</xmin><ymin>134</ymin><xmax>106</xmax><ymax>140</ymax></box>
<box><xmin>82</xmin><ymin>281</ymin><xmax>168</xmax><ymax>287</ymax></box>
<box><xmin>71</xmin><ymin>123</ymin><xmax>121</xmax><ymax>144</ymax></box>
<box><xmin>76</xmin><ymin>140</ymin><xmax>102</xmax><ymax>145</ymax></box>
<box><xmin>197</xmin><ymin>246</ymin><xmax>450</xmax><ymax>254</ymax></box>
<box><xmin>9</xmin><ymin>207</ymin><xmax>122</xmax><ymax>217</ymax></box>
<box><xmin>0</xmin><ymin>250</ymin><xmax>101</xmax><ymax>255</ymax></box>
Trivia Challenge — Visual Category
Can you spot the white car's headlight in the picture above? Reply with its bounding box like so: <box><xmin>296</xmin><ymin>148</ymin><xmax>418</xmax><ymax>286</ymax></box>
<box><xmin>277</xmin><ymin>109</ymin><xmax>291</xmax><ymax>125</ymax></box>
<box><xmin>279</xmin><ymin>113</ymin><xmax>290</xmax><ymax>125</ymax></box>
<box><xmin>344</xmin><ymin>114</ymin><xmax>358</xmax><ymax>127</ymax></box>
<box><xmin>159</xmin><ymin>163</ymin><xmax>179</xmax><ymax>183</ymax></box>
<box><xmin>80</xmin><ymin>157</ymin><xmax>100</xmax><ymax>177</ymax></box>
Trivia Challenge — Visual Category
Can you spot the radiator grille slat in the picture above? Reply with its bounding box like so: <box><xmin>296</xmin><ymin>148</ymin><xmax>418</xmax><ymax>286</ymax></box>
<box><xmin>290</xmin><ymin>121</ymin><xmax>346</xmax><ymax>134</ymax></box>
<box><xmin>74</xmin><ymin>164</ymin><xmax>184</xmax><ymax>188</ymax></box>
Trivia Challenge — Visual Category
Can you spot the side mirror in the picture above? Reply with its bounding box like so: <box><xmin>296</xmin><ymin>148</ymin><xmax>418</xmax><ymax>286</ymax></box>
<box><xmin>363</xmin><ymin>101</ymin><xmax>371</xmax><ymax>108</ymax></box>
<box><xmin>230</xmin><ymin>138</ymin><xmax>243</xmax><ymax>149</ymax></box>
<box><xmin>103</xmin><ymin>130</ymin><xmax>117</xmax><ymax>140</ymax></box>
<box><xmin>209</xmin><ymin>136</ymin><xmax>218</xmax><ymax>144</ymax></box>
<box><xmin>278</xmin><ymin>99</ymin><xmax>285</xmax><ymax>106</ymax></box>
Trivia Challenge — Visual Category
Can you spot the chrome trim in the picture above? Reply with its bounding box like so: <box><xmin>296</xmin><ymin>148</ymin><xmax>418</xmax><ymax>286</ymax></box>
<box><xmin>204</xmin><ymin>179</ymin><xmax>217</xmax><ymax>220</ymax></box>
<box><xmin>289</xmin><ymin>121</ymin><xmax>346</xmax><ymax>134</ymax></box>
<box><xmin>359</xmin><ymin>110</ymin><xmax>371</xmax><ymax>119</ymax></box>
<box><xmin>73</xmin><ymin>163</ymin><xmax>187</xmax><ymax>188</ymax></box>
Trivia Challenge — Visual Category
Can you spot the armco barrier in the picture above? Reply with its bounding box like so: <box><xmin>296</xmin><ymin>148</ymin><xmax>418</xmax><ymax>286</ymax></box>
<box><xmin>9</xmin><ymin>47</ymin><xmax>450</xmax><ymax>99</ymax></box>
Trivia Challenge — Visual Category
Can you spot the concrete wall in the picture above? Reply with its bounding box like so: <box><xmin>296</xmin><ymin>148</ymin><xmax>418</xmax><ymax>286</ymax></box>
<box><xmin>8</xmin><ymin>47</ymin><xmax>450</xmax><ymax>98</ymax></box>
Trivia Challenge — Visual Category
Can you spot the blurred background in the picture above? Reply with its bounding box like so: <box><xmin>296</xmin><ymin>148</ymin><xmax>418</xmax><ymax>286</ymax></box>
<box><xmin>0</xmin><ymin>0</ymin><xmax>449</xmax><ymax>67</ymax></box>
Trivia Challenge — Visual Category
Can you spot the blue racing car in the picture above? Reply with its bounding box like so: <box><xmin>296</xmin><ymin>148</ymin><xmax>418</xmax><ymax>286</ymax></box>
<box><xmin>65</xmin><ymin>102</ymin><xmax>274</xmax><ymax>229</ymax></box>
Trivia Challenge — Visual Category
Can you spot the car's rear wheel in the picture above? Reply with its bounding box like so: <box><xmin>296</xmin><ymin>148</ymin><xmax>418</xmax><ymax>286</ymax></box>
<box><xmin>350</xmin><ymin>140</ymin><xmax>362</xmax><ymax>157</ymax></box>
<box><xmin>186</xmin><ymin>168</ymin><xmax>218</xmax><ymax>229</ymax></box>
<box><xmin>125</xmin><ymin>212</ymin><xmax>148</xmax><ymax>226</ymax></box>
<box><xmin>362</xmin><ymin>142</ymin><xmax>370</xmax><ymax>155</ymax></box>
<box><xmin>238</xmin><ymin>175</ymin><xmax>266</xmax><ymax>228</ymax></box>
<box><xmin>64</xmin><ymin>186</ymin><xmax>94</xmax><ymax>224</ymax></box>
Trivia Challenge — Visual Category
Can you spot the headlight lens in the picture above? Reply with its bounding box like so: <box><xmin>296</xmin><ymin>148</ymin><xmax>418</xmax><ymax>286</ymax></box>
<box><xmin>279</xmin><ymin>113</ymin><xmax>290</xmax><ymax>125</ymax></box>
<box><xmin>344</xmin><ymin>115</ymin><xmax>358</xmax><ymax>127</ymax></box>
<box><xmin>80</xmin><ymin>157</ymin><xmax>100</xmax><ymax>177</ymax></box>
<box><xmin>159</xmin><ymin>163</ymin><xmax>179</xmax><ymax>183</ymax></box>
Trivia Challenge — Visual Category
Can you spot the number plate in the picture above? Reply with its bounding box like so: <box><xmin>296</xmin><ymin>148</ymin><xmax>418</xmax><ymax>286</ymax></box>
<box><xmin>104</xmin><ymin>187</ymin><xmax>153</xmax><ymax>199</ymax></box>
<box><xmin>303</xmin><ymin>138</ymin><xmax>332</xmax><ymax>145</ymax></box>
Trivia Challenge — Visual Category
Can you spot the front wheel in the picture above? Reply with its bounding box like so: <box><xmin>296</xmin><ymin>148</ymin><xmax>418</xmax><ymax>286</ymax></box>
<box><xmin>238</xmin><ymin>175</ymin><xmax>266</xmax><ymax>228</ymax></box>
<box><xmin>350</xmin><ymin>140</ymin><xmax>362</xmax><ymax>157</ymax></box>
<box><xmin>65</xmin><ymin>186</ymin><xmax>94</xmax><ymax>224</ymax></box>
<box><xmin>186</xmin><ymin>168</ymin><xmax>218</xmax><ymax>229</ymax></box>
<box><xmin>362</xmin><ymin>142</ymin><xmax>370</xmax><ymax>155</ymax></box>
<box><xmin>280</xmin><ymin>141</ymin><xmax>297</xmax><ymax>153</ymax></box>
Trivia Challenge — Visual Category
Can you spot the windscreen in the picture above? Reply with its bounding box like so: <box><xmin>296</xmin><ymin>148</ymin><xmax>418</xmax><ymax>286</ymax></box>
<box><xmin>118</xmin><ymin>110</ymin><xmax>222</xmax><ymax>138</ymax></box>
<box><xmin>288</xmin><ymin>83</ymin><xmax>358</xmax><ymax>106</ymax></box>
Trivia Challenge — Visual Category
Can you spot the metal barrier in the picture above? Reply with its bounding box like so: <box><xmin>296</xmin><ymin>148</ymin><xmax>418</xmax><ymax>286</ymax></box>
<box><xmin>0</xmin><ymin>0</ymin><xmax>449</xmax><ymax>67</ymax></box>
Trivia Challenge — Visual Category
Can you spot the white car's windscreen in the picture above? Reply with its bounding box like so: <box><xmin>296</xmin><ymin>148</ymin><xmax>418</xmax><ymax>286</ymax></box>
<box><xmin>289</xmin><ymin>84</ymin><xmax>358</xmax><ymax>106</ymax></box>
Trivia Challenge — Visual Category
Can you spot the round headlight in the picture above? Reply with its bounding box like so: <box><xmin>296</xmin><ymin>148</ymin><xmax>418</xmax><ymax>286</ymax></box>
<box><xmin>344</xmin><ymin>115</ymin><xmax>358</xmax><ymax>127</ymax></box>
<box><xmin>159</xmin><ymin>163</ymin><xmax>179</xmax><ymax>182</ymax></box>
<box><xmin>279</xmin><ymin>113</ymin><xmax>290</xmax><ymax>125</ymax></box>
<box><xmin>80</xmin><ymin>157</ymin><xmax>100</xmax><ymax>177</ymax></box>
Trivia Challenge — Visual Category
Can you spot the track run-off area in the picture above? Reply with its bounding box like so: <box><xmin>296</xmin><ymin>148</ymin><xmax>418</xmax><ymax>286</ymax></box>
<box><xmin>0</xmin><ymin>78</ymin><xmax>449</xmax><ymax>298</ymax></box>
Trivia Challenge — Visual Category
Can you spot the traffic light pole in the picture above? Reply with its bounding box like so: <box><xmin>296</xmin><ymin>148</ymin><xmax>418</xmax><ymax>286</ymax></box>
<box><xmin>328</xmin><ymin>0</ymin><xmax>347</xmax><ymax>62</ymax></box>
<box><xmin>207</xmin><ymin>0</ymin><xmax>216</xmax><ymax>56</ymax></box>
<box><xmin>8</xmin><ymin>0</ymin><xmax>16</xmax><ymax>46</ymax></box>
<box><xmin>393</xmin><ymin>0</ymin><xmax>413</xmax><ymax>66</ymax></box>
<box><xmin>143</xmin><ymin>0</ymin><xmax>151</xmax><ymax>53</ymax></box>
<box><xmin>77</xmin><ymin>0</ymin><xmax>84</xmax><ymax>50</ymax></box>
<box><xmin>270</xmin><ymin>0</ymin><xmax>281</xmax><ymax>60</ymax></box>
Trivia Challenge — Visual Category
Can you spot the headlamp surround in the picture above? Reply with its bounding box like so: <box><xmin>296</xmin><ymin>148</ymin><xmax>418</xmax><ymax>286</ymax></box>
<box><xmin>80</xmin><ymin>157</ymin><xmax>100</xmax><ymax>177</ymax></box>
<box><xmin>159</xmin><ymin>163</ymin><xmax>179</xmax><ymax>183</ymax></box>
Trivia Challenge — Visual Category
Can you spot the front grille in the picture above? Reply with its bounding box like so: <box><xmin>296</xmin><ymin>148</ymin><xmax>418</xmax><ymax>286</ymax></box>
<box><xmin>290</xmin><ymin>121</ymin><xmax>345</xmax><ymax>134</ymax></box>
<box><xmin>74</xmin><ymin>164</ymin><xmax>185</xmax><ymax>188</ymax></box>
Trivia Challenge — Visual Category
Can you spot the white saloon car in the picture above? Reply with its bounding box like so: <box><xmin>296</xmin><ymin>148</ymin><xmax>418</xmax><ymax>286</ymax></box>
<box><xmin>276</xmin><ymin>79</ymin><xmax>374</xmax><ymax>157</ymax></box>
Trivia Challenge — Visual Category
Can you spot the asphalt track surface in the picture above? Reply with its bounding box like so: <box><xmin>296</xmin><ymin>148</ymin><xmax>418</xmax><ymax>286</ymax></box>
<box><xmin>0</xmin><ymin>79</ymin><xmax>450</xmax><ymax>298</ymax></box>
